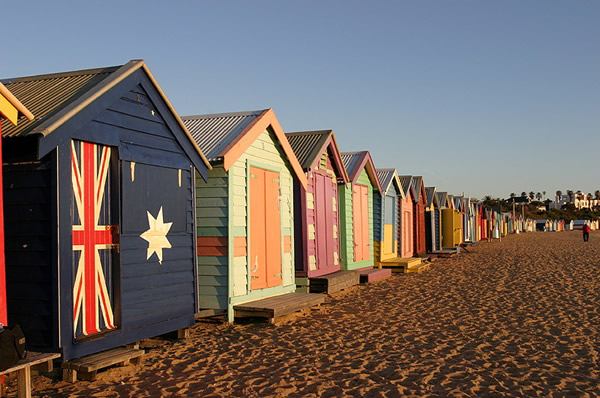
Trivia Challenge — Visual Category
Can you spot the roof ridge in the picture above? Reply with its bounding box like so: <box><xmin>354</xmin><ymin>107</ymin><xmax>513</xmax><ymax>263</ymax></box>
<box><xmin>181</xmin><ymin>110</ymin><xmax>266</xmax><ymax>120</ymax></box>
<box><xmin>1</xmin><ymin>65</ymin><xmax>121</xmax><ymax>85</ymax></box>
<box><xmin>286</xmin><ymin>130</ymin><xmax>331</xmax><ymax>136</ymax></box>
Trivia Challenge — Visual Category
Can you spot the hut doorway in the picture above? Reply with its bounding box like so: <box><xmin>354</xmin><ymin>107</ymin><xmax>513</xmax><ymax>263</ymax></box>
<box><xmin>71</xmin><ymin>141</ymin><xmax>120</xmax><ymax>338</ymax></box>
<box><xmin>352</xmin><ymin>184</ymin><xmax>370</xmax><ymax>262</ymax></box>
<box><xmin>249</xmin><ymin>166</ymin><xmax>282</xmax><ymax>290</ymax></box>
<box><xmin>314</xmin><ymin>172</ymin><xmax>336</xmax><ymax>273</ymax></box>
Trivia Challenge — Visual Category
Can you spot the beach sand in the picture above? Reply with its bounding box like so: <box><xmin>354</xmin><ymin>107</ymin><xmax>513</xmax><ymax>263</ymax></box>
<box><xmin>9</xmin><ymin>230</ymin><xmax>600</xmax><ymax>397</ymax></box>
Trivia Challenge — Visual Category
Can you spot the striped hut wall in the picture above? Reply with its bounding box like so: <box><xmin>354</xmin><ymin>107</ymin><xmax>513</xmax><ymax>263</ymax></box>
<box><xmin>195</xmin><ymin>166</ymin><xmax>229</xmax><ymax>310</ymax></box>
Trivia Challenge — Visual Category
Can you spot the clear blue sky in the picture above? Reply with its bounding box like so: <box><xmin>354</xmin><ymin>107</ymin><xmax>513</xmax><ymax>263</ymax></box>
<box><xmin>3</xmin><ymin>1</ymin><xmax>599</xmax><ymax>200</ymax></box>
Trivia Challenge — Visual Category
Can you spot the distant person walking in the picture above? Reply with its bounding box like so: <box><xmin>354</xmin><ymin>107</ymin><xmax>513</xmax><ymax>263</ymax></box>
<box><xmin>583</xmin><ymin>222</ymin><xmax>591</xmax><ymax>242</ymax></box>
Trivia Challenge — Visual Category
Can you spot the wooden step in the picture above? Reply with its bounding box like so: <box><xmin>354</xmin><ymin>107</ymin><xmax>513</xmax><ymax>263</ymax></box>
<box><xmin>309</xmin><ymin>270</ymin><xmax>359</xmax><ymax>294</ymax></box>
<box><xmin>359</xmin><ymin>268</ymin><xmax>392</xmax><ymax>283</ymax></box>
<box><xmin>233</xmin><ymin>292</ymin><xmax>325</xmax><ymax>323</ymax></box>
<box><xmin>62</xmin><ymin>347</ymin><xmax>144</xmax><ymax>382</ymax></box>
<box><xmin>380</xmin><ymin>257</ymin><xmax>421</xmax><ymax>273</ymax></box>
<box><xmin>407</xmin><ymin>262</ymin><xmax>431</xmax><ymax>273</ymax></box>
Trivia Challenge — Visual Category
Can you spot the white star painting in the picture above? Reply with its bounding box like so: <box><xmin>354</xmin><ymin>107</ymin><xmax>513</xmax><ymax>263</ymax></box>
<box><xmin>140</xmin><ymin>206</ymin><xmax>173</xmax><ymax>264</ymax></box>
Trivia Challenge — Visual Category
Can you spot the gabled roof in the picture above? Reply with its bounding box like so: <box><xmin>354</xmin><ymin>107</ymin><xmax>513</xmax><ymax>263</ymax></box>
<box><xmin>399</xmin><ymin>176</ymin><xmax>414</xmax><ymax>199</ymax></box>
<box><xmin>340</xmin><ymin>151</ymin><xmax>381</xmax><ymax>192</ymax></box>
<box><xmin>436</xmin><ymin>191</ymin><xmax>449</xmax><ymax>208</ymax></box>
<box><xmin>0</xmin><ymin>82</ymin><xmax>34</xmax><ymax>126</ymax></box>
<box><xmin>411</xmin><ymin>176</ymin><xmax>425</xmax><ymax>202</ymax></box>
<box><xmin>285</xmin><ymin>130</ymin><xmax>349</xmax><ymax>183</ymax></box>
<box><xmin>183</xmin><ymin>108</ymin><xmax>307</xmax><ymax>189</ymax></box>
<box><xmin>182</xmin><ymin>110</ymin><xmax>262</xmax><ymax>162</ymax></box>
<box><xmin>376</xmin><ymin>168</ymin><xmax>404</xmax><ymax>198</ymax></box>
<box><xmin>447</xmin><ymin>194</ymin><xmax>455</xmax><ymax>209</ymax></box>
<box><xmin>0</xmin><ymin>60</ymin><xmax>211</xmax><ymax>172</ymax></box>
<box><xmin>453</xmin><ymin>195</ymin><xmax>464</xmax><ymax>211</ymax></box>
<box><xmin>425</xmin><ymin>187</ymin><xmax>438</xmax><ymax>207</ymax></box>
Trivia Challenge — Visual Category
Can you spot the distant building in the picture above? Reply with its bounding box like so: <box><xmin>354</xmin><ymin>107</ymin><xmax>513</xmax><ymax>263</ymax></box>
<box><xmin>549</xmin><ymin>194</ymin><xmax>600</xmax><ymax>210</ymax></box>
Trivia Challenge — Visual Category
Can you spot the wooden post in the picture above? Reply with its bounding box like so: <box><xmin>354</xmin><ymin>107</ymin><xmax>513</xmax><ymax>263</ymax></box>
<box><xmin>16</xmin><ymin>367</ymin><xmax>31</xmax><ymax>398</ymax></box>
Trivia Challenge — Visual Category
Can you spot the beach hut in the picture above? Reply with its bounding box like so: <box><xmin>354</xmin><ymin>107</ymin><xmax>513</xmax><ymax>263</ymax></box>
<box><xmin>373</xmin><ymin>169</ymin><xmax>404</xmax><ymax>263</ymax></box>
<box><xmin>182</xmin><ymin>110</ymin><xmax>325</xmax><ymax>322</ymax></box>
<box><xmin>398</xmin><ymin>176</ymin><xmax>415</xmax><ymax>258</ymax></box>
<box><xmin>372</xmin><ymin>170</ymin><xmax>423</xmax><ymax>273</ymax></box>
<box><xmin>1</xmin><ymin>61</ymin><xmax>211</xmax><ymax>360</ymax></box>
<box><xmin>411</xmin><ymin>177</ymin><xmax>427</xmax><ymax>256</ymax></box>
<box><xmin>424</xmin><ymin>187</ymin><xmax>441</xmax><ymax>252</ymax></box>
<box><xmin>339</xmin><ymin>152</ymin><xmax>389</xmax><ymax>281</ymax></box>
<box><xmin>285</xmin><ymin>130</ymin><xmax>358</xmax><ymax>293</ymax></box>
<box><xmin>442</xmin><ymin>195</ymin><xmax>462</xmax><ymax>248</ymax></box>
<box><xmin>436</xmin><ymin>191</ymin><xmax>449</xmax><ymax>247</ymax></box>
<box><xmin>0</xmin><ymin>83</ymin><xmax>34</xmax><ymax>328</ymax></box>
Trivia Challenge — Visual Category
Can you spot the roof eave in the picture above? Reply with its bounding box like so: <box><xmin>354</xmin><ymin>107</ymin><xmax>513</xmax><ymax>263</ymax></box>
<box><xmin>220</xmin><ymin>109</ymin><xmax>308</xmax><ymax>190</ymax></box>
<box><xmin>0</xmin><ymin>82</ymin><xmax>34</xmax><ymax>125</ymax></box>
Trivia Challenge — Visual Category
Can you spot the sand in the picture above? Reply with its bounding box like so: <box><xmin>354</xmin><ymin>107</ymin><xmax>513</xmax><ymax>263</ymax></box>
<box><xmin>8</xmin><ymin>230</ymin><xmax>600</xmax><ymax>397</ymax></box>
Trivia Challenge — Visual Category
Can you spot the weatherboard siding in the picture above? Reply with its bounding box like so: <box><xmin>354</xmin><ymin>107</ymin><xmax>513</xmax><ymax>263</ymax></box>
<box><xmin>3</xmin><ymin>149</ymin><xmax>56</xmax><ymax>349</ymax></box>
<box><xmin>195</xmin><ymin>166</ymin><xmax>229</xmax><ymax>310</ymax></box>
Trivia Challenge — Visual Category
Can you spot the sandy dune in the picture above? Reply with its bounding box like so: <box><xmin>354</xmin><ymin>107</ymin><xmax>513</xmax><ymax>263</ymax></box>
<box><xmin>8</xmin><ymin>230</ymin><xmax>600</xmax><ymax>397</ymax></box>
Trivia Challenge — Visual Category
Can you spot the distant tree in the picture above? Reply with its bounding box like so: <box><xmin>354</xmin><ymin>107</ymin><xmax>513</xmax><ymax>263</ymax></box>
<box><xmin>556</xmin><ymin>190</ymin><xmax>562</xmax><ymax>198</ymax></box>
<box><xmin>529</xmin><ymin>191</ymin><xmax>535</xmax><ymax>200</ymax></box>
<box><xmin>567</xmin><ymin>190</ymin><xmax>574</xmax><ymax>202</ymax></box>
<box><xmin>521</xmin><ymin>191</ymin><xmax>527</xmax><ymax>198</ymax></box>
<box><xmin>542</xmin><ymin>191</ymin><xmax>546</xmax><ymax>199</ymax></box>
<box><xmin>483</xmin><ymin>195</ymin><xmax>492</xmax><ymax>202</ymax></box>
<box><xmin>587</xmin><ymin>193</ymin><xmax>593</xmax><ymax>200</ymax></box>
<box><xmin>595</xmin><ymin>190</ymin><xmax>600</xmax><ymax>200</ymax></box>
<box><xmin>536</xmin><ymin>192</ymin><xmax>542</xmax><ymax>201</ymax></box>
<box><xmin>510</xmin><ymin>193</ymin><xmax>516</xmax><ymax>199</ymax></box>
<box><xmin>576</xmin><ymin>191</ymin><xmax>584</xmax><ymax>200</ymax></box>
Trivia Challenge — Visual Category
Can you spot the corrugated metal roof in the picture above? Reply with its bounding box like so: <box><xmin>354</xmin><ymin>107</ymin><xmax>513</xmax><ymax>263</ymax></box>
<box><xmin>411</xmin><ymin>176</ymin><xmax>424</xmax><ymax>201</ymax></box>
<box><xmin>1</xmin><ymin>66</ymin><xmax>119</xmax><ymax>138</ymax></box>
<box><xmin>340</xmin><ymin>151</ymin><xmax>364</xmax><ymax>178</ymax></box>
<box><xmin>376</xmin><ymin>169</ymin><xmax>394</xmax><ymax>194</ymax></box>
<box><xmin>181</xmin><ymin>110</ymin><xmax>264</xmax><ymax>162</ymax></box>
<box><xmin>285</xmin><ymin>130</ymin><xmax>331</xmax><ymax>170</ymax></box>
<box><xmin>399</xmin><ymin>176</ymin><xmax>413</xmax><ymax>197</ymax></box>
<box><xmin>425</xmin><ymin>186</ymin><xmax>436</xmax><ymax>207</ymax></box>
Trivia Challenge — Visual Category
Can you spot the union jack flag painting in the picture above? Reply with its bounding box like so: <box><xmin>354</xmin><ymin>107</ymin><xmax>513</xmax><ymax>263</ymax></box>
<box><xmin>71</xmin><ymin>140</ymin><xmax>119</xmax><ymax>337</ymax></box>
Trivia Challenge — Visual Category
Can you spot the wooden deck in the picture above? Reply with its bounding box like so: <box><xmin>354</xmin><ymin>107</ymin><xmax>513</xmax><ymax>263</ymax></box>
<box><xmin>62</xmin><ymin>347</ymin><xmax>144</xmax><ymax>382</ymax></box>
<box><xmin>309</xmin><ymin>270</ymin><xmax>359</xmax><ymax>294</ymax></box>
<box><xmin>431</xmin><ymin>247</ymin><xmax>460</xmax><ymax>258</ymax></box>
<box><xmin>359</xmin><ymin>268</ymin><xmax>392</xmax><ymax>283</ymax></box>
<box><xmin>0</xmin><ymin>352</ymin><xmax>60</xmax><ymax>398</ymax></box>
<box><xmin>233</xmin><ymin>292</ymin><xmax>326</xmax><ymax>324</ymax></box>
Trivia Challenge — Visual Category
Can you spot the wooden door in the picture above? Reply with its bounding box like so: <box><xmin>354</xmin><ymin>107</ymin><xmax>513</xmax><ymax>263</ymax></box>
<box><xmin>249</xmin><ymin>167</ymin><xmax>282</xmax><ymax>290</ymax></box>
<box><xmin>402</xmin><ymin>197</ymin><xmax>413</xmax><ymax>257</ymax></box>
<box><xmin>314</xmin><ymin>173</ymin><xmax>337</xmax><ymax>272</ymax></box>
<box><xmin>352</xmin><ymin>184</ymin><xmax>370</xmax><ymax>262</ymax></box>
<box><xmin>314</xmin><ymin>173</ymin><xmax>328</xmax><ymax>269</ymax></box>
<box><xmin>71</xmin><ymin>141</ymin><xmax>119</xmax><ymax>338</ymax></box>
